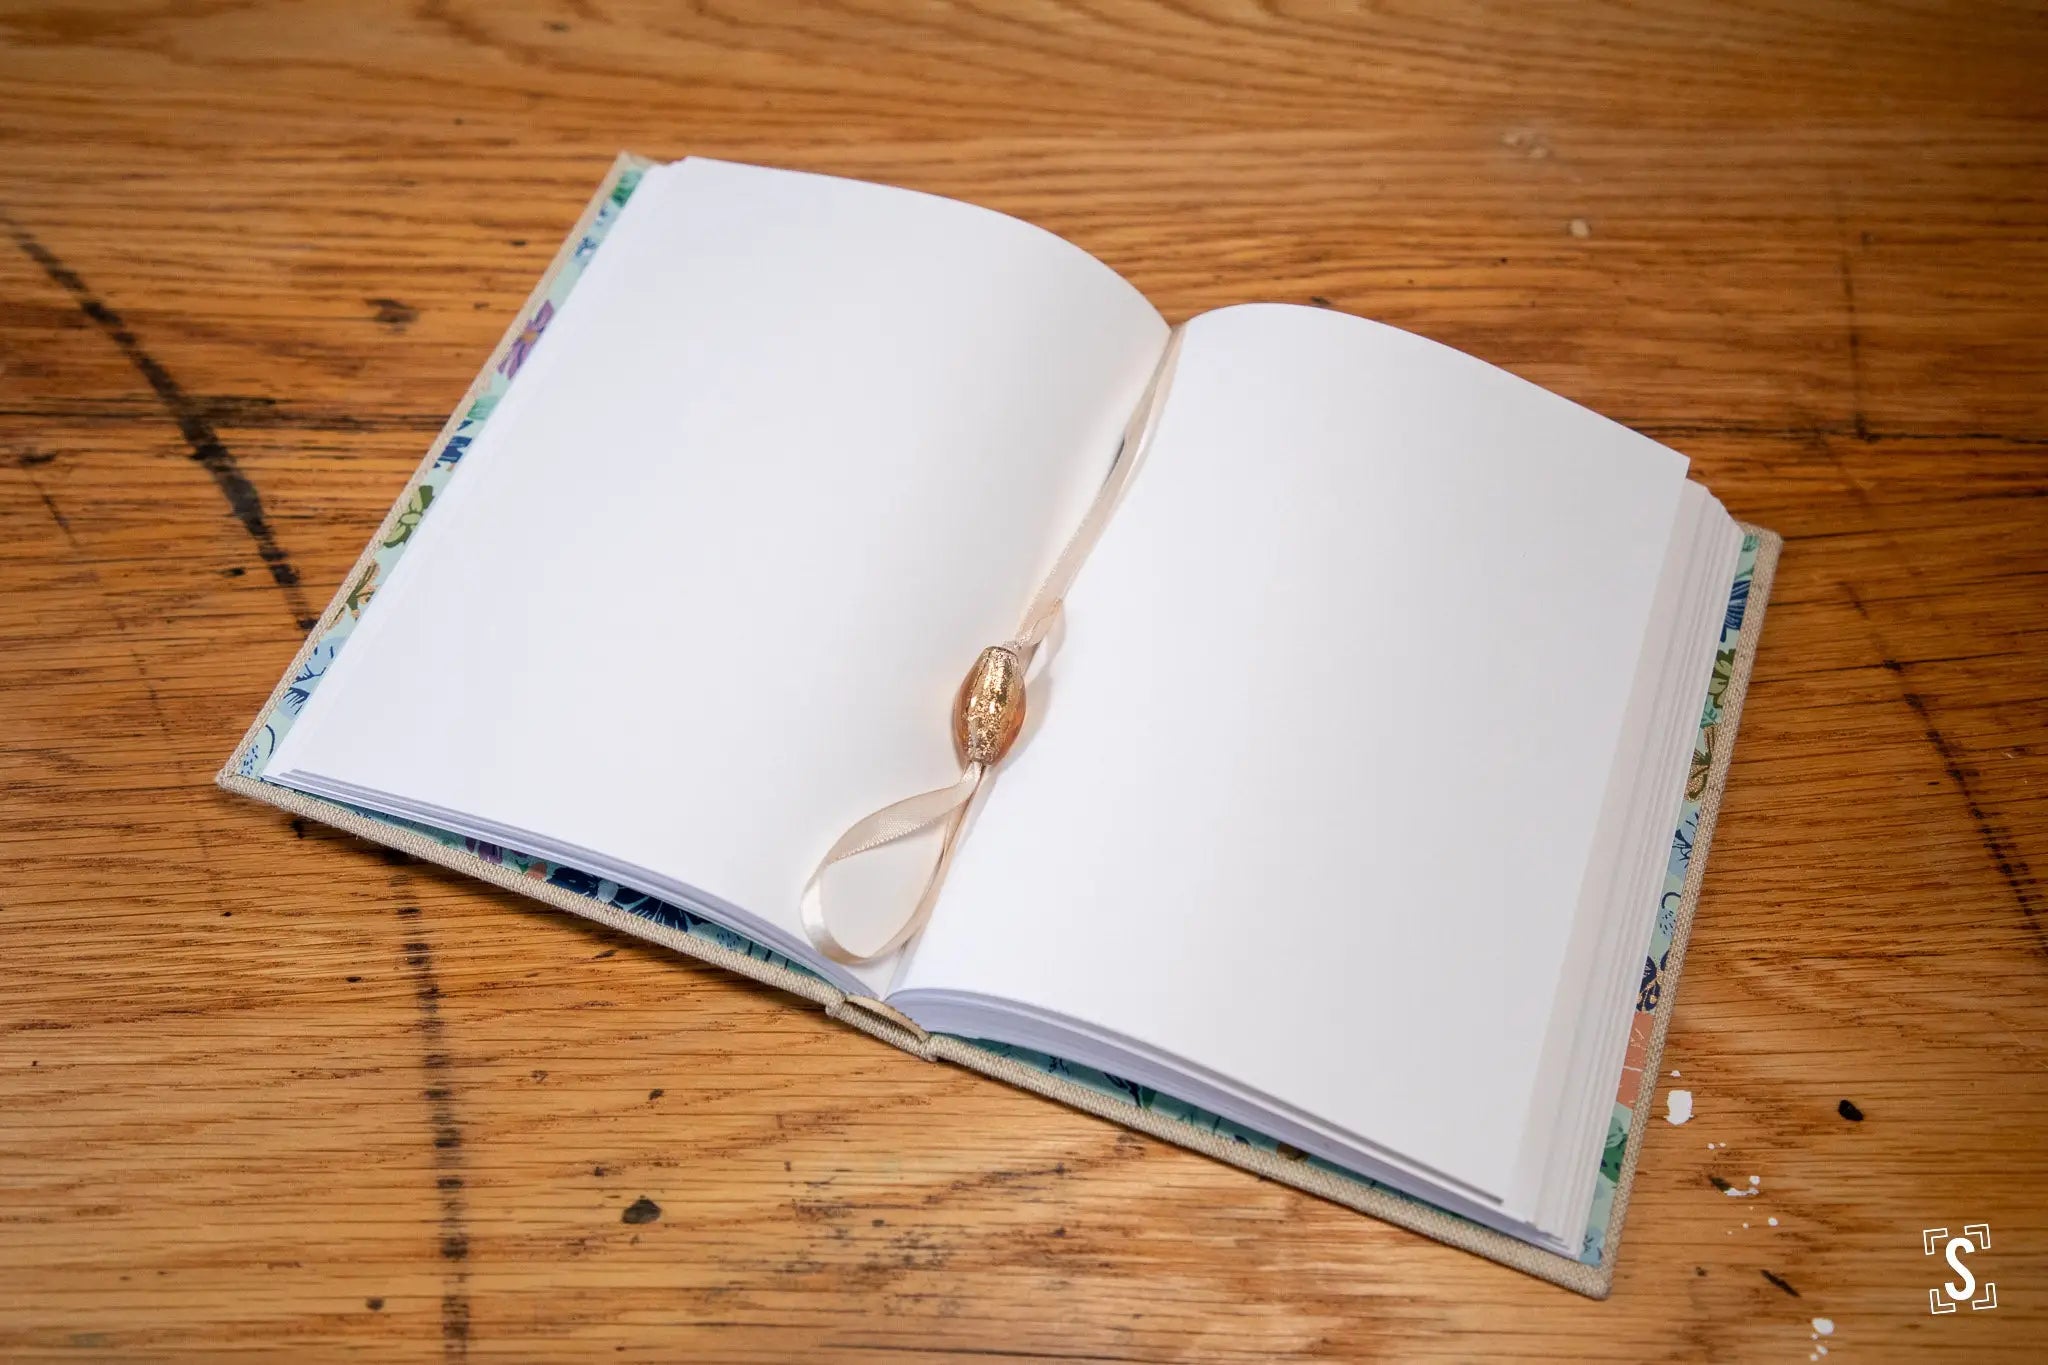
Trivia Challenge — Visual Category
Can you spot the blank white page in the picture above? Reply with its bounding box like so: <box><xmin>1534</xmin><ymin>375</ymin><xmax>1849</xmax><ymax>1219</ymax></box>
<box><xmin>270</xmin><ymin>158</ymin><xmax>1167</xmax><ymax>992</ymax></box>
<box><xmin>895</xmin><ymin>303</ymin><xmax>1687</xmax><ymax>1202</ymax></box>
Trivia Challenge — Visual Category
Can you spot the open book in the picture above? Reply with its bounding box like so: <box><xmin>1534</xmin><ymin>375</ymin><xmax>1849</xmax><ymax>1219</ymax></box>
<box><xmin>225</xmin><ymin>155</ymin><xmax>1778</xmax><ymax>1291</ymax></box>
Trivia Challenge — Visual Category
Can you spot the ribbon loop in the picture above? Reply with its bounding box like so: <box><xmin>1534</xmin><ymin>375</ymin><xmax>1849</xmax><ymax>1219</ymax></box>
<box><xmin>799</xmin><ymin>762</ymin><xmax>985</xmax><ymax>964</ymax></box>
<box><xmin>802</xmin><ymin>327</ymin><xmax>1184</xmax><ymax>964</ymax></box>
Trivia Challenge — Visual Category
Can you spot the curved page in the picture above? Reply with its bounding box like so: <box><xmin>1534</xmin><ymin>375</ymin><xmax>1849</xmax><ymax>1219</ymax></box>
<box><xmin>268</xmin><ymin>157</ymin><xmax>1168</xmax><ymax>995</ymax></box>
<box><xmin>894</xmin><ymin>303</ymin><xmax>1687</xmax><ymax>1210</ymax></box>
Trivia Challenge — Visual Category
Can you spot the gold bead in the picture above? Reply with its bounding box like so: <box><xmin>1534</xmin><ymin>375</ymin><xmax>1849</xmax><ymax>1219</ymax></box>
<box><xmin>954</xmin><ymin>645</ymin><xmax>1026</xmax><ymax>766</ymax></box>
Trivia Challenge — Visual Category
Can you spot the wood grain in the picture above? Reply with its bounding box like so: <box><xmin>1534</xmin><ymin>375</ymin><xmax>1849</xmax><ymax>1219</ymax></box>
<box><xmin>3</xmin><ymin>1</ymin><xmax>2045</xmax><ymax>1359</ymax></box>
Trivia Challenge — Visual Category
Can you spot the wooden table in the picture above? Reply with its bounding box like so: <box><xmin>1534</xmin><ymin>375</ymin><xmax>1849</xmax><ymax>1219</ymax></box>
<box><xmin>4</xmin><ymin>2</ymin><xmax>2044</xmax><ymax>1359</ymax></box>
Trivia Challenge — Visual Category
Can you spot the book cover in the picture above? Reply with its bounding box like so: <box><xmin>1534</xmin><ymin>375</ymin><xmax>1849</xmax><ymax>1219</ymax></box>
<box><xmin>219</xmin><ymin>153</ymin><xmax>1780</xmax><ymax>1296</ymax></box>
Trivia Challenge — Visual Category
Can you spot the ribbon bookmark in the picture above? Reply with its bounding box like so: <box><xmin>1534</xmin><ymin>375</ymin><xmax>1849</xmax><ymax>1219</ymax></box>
<box><xmin>800</xmin><ymin>327</ymin><xmax>1185</xmax><ymax>964</ymax></box>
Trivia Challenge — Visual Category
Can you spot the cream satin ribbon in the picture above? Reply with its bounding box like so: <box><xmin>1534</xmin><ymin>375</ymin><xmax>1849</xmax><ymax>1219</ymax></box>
<box><xmin>800</xmin><ymin>327</ymin><xmax>1186</xmax><ymax>964</ymax></box>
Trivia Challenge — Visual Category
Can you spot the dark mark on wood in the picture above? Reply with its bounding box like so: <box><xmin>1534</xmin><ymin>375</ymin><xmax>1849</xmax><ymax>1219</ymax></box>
<box><xmin>396</xmin><ymin>902</ymin><xmax>470</xmax><ymax>1359</ymax></box>
<box><xmin>1843</xmin><ymin>582</ymin><xmax>2046</xmax><ymax>956</ymax></box>
<box><xmin>367</xmin><ymin>296</ymin><xmax>419</xmax><ymax>329</ymax></box>
<box><xmin>1839</xmin><ymin>249</ymin><xmax>1871</xmax><ymax>442</ymax></box>
<box><xmin>16</xmin><ymin>458</ymin><xmax>81</xmax><ymax>549</ymax></box>
<box><xmin>622</xmin><ymin>1196</ymin><xmax>661</xmax><ymax>1225</ymax></box>
<box><xmin>1761</xmin><ymin>1269</ymin><xmax>1801</xmax><ymax>1297</ymax></box>
<box><xmin>366</xmin><ymin>1297</ymin><xmax>384</xmax><ymax>1311</ymax></box>
<box><xmin>1899</xmin><ymin>687</ymin><xmax>2045</xmax><ymax>953</ymax></box>
<box><xmin>1707</xmin><ymin>1174</ymin><xmax>1733</xmax><ymax>1192</ymax></box>
<box><xmin>3</xmin><ymin>217</ymin><xmax>318</xmax><ymax>630</ymax></box>
<box><xmin>36</xmin><ymin>487</ymin><xmax>72</xmax><ymax>538</ymax></box>
<box><xmin>1309</xmin><ymin>295</ymin><xmax>1334</xmax><ymax>307</ymax></box>
<box><xmin>648</xmin><ymin>1088</ymin><xmax>663</xmax><ymax>1101</ymax></box>
<box><xmin>1838</xmin><ymin>1099</ymin><xmax>1864</xmax><ymax>1121</ymax></box>
<box><xmin>289</xmin><ymin>818</ymin><xmax>306</xmax><ymax>838</ymax></box>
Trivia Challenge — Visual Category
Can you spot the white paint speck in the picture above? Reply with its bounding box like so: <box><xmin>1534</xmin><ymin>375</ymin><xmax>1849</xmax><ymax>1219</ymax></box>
<box><xmin>1769</xmin><ymin>1217</ymin><xmax>1780</xmax><ymax>1226</ymax></box>
<box><xmin>1666</xmin><ymin>1089</ymin><xmax>1693</xmax><ymax>1125</ymax></box>
<box><xmin>1568</xmin><ymin>217</ymin><xmax>1592</xmax><ymax>239</ymax></box>
<box><xmin>1818</xmin><ymin>1347</ymin><xmax>1828</xmax><ymax>1356</ymax></box>
<box><xmin>1742</xmin><ymin>1221</ymin><xmax>1749</xmax><ymax>1228</ymax></box>
<box><xmin>1725</xmin><ymin>1186</ymin><xmax>1757</xmax><ymax>1198</ymax></box>
<box><xmin>1749</xmin><ymin>1174</ymin><xmax>1761</xmax><ymax>1185</ymax></box>
<box><xmin>1813</xmin><ymin>1318</ymin><xmax>1834</xmax><ymax>1337</ymax></box>
<box><xmin>1671</xmin><ymin>1069</ymin><xmax>1681</xmax><ymax>1077</ymax></box>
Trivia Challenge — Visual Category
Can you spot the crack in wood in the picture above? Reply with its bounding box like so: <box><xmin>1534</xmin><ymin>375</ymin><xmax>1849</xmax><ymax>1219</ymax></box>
<box><xmin>1843</xmin><ymin>586</ymin><xmax>2046</xmax><ymax>955</ymax></box>
<box><xmin>2</xmin><ymin>216</ymin><xmax>319</xmax><ymax>630</ymax></box>
<box><xmin>396</xmin><ymin>902</ymin><xmax>472</xmax><ymax>1359</ymax></box>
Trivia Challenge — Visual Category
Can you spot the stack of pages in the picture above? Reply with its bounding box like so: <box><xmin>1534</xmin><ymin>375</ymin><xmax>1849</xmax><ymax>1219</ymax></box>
<box><xmin>226</xmin><ymin>155</ymin><xmax>1777</xmax><ymax>1292</ymax></box>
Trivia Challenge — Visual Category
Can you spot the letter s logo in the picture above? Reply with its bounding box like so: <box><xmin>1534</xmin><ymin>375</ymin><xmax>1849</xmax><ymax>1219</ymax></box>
<box><xmin>1944</xmin><ymin>1236</ymin><xmax>1977</xmax><ymax>1303</ymax></box>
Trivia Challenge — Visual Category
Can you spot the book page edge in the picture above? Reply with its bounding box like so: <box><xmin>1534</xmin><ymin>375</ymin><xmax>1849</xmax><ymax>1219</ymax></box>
<box><xmin>216</xmin><ymin>770</ymin><xmax>853</xmax><ymax>1016</ymax></box>
<box><xmin>1595</xmin><ymin>522</ymin><xmax>1783</xmax><ymax>1294</ymax></box>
